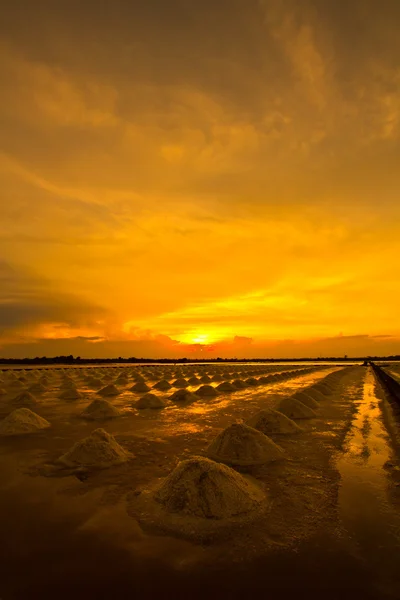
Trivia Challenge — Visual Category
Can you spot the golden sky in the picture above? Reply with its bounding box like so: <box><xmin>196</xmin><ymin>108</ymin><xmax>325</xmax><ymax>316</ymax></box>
<box><xmin>1</xmin><ymin>0</ymin><xmax>400</xmax><ymax>358</ymax></box>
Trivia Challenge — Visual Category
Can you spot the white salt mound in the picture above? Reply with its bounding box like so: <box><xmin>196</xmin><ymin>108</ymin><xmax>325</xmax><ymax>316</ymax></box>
<box><xmin>199</xmin><ymin>375</ymin><xmax>212</xmax><ymax>383</ymax></box>
<box><xmin>58</xmin><ymin>428</ymin><xmax>131</xmax><ymax>468</ymax></box>
<box><xmin>246</xmin><ymin>409</ymin><xmax>302</xmax><ymax>435</ymax></box>
<box><xmin>11</xmin><ymin>391</ymin><xmax>37</xmax><ymax>406</ymax></box>
<box><xmin>169</xmin><ymin>389</ymin><xmax>199</xmax><ymax>403</ymax></box>
<box><xmin>130</xmin><ymin>382</ymin><xmax>151</xmax><ymax>393</ymax></box>
<box><xmin>59</xmin><ymin>388</ymin><xmax>82</xmax><ymax>401</ymax></box>
<box><xmin>172</xmin><ymin>378</ymin><xmax>188</xmax><ymax>388</ymax></box>
<box><xmin>206</xmin><ymin>423</ymin><xmax>285</xmax><ymax>466</ymax></box>
<box><xmin>196</xmin><ymin>385</ymin><xmax>218</xmax><ymax>397</ymax></box>
<box><xmin>292</xmin><ymin>391</ymin><xmax>319</xmax><ymax>409</ymax></box>
<box><xmin>135</xmin><ymin>393</ymin><xmax>166</xmax><ymax>409</ymax></box>
<box><xmin>80</xmin><ymin>399</ymin><xmax>122</xmax><ymax>420</ymax></box>
<box><xmin>278</xmin><ymin>397</ymin><xmax>317</xmax><ymax>420</ymax></box>
<box><xmin>232</xmin><ymin>379</ymin><xmax>246</xmax><ymax>389</ymax></box>
<box><xmin>0</xmin><ymin>408</ymin><xmax>50</xmax><ymax>436</ymax></box>
<box><xmin>153</xmin><ymin>380</ymin><xmax>172</xmax><ymax>391</ymax></box>
<box><xmin>98</xmin><ymin>384</ymin><xmax>120</xmax><ymax>397</ymax></box>
<box><xmin>155</xmin><ymin>456</ymin><xmax>264</xmax><ymax>519</ymax></box>
<box><xmin>216</xmin><ymin>381</ymin><xmax>236</xmax><ymax>392</ymax></box>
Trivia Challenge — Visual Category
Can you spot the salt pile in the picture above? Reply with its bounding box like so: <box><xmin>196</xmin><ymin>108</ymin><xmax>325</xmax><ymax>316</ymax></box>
<box><xmin>135</xmin><ymin>393</ymin><xmax>166</xmax><ymax>409</ymax></box>
<box><xmin>232</xmin><ymin>379</ymin><xmax>246</xmax><ymax>389</ymax></box>
<box><xmin>278</xmin><ymin>397</ymin><xmax>317</xmax><ymax>419</ymax></box>
<box><xmin>172</xmin><ymin>378</ymin><xmax>188</xmax><ymax>388</ymax></box>
<box><xmin>80</xmin><ymin>399</ymin><xmax>122</xmax><ymax>420</ymax></box>
<box><xmin>245</xmin><ymin>378</ymin><xmax>258</xmax><ymax>386</ymax></box>
<box><xmin>246</xmin><ymin>409</ymin><xmax>302</xmax><ymax>435</ymax></box>
<box><xmin>0</xmin><ymin>408</ymin><xmax>50</xmax><ymax>436</ymax></box>
<box><xmin>28</xmin><ymin>382</ymin><xmax>47</xmax><ymax>394</ymax></box>
<box><xmin>11</xmin><ymin>391</ymin><xmax>37</xmax><ymax>406</ymax></box>
<box><xmin>196</xmin><ymin>385</ymin><xmax>218</xmax><ymax>397</ymax></box>
<box><xmin>155</xmin><ymin>456</ymin><xmax>265</xmax><ymax>519</ymax></box>
<box><xmin>188</xmin><ymin>376</ymin><xmax>200</xmax><ymax>385</ymax></box>
<box><xmin>206</xmin><ymin>423</ymin><xmax>284</xmax><ymax>466</ymax></box>
<box><xmin>200</xmin><ymin>375</ymin><xmax>212</xmax><ymax>383</ymax></box>
<box><xmin>58</xmin><ymin>428</ymin><xmax>131</xmax><ymax>468</ymax></box>
<box><xmin>292</xmin><ymin>391</ymin><xmax>320</xmax><ymax>409</ymax></box>
<box><xmin>59</xmin><ymin>388</ymin><xmax>83</xmax><ymax>401</ymax></box>
<box><xmin>153</xmin><ymin>379</ymin><xmax>172</xmax><ymax>391</ymax></box>
<box><xmin>130</xmin><ymin>382</ymin><xmax>151</xmax><ymax>393</ymax></box>
<box><xmin>169</xmin><ymin>389</ymin><xmax>199</xmax><ymax>403</ymax></box>
<box><xmin>216</xmin><ymin>381</ymin><xmax>236</xmax><ymax>392</ymax></box>
<box><xmin>98</xmin><ymin>384</ymin><xmax>120</xmax><ymax>397</ymax></box>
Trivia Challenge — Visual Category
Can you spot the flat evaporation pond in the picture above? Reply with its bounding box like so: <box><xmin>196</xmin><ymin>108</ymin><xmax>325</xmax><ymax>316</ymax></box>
<box><xmin>336</xmin><ymin>369</ymin><xmax>400</xmax><ymax>588</ymax></box>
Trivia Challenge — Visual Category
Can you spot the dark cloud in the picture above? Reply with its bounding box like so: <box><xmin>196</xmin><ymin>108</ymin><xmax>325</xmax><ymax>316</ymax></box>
<box><xmin>0</xmin><ymin>260</ymin><xmax>108</xmax><ymax>332</ymax></box>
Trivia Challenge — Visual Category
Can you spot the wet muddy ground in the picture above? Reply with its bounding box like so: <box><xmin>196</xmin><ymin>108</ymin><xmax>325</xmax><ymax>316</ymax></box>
<box><xmin>0</xmin><ymin>364</ymin><xmax>399</xmax><ymax>599</ymax></box>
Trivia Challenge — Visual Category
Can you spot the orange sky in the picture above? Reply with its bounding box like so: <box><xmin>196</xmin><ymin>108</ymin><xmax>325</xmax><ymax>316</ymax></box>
<box><xmin>1</xmin><ymin>0</ymin><xmax>400</xmax><ymax>358</ymax></box>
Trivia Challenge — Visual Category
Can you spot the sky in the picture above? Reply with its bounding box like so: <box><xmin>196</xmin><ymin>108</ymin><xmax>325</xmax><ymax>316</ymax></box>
<box><xmin>1</xmin><ymin>0</ymin><xmax>400</xmax><ymax>359</ymax></box>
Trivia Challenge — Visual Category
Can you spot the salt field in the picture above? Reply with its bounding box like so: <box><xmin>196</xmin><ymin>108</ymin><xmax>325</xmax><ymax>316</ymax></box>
<box><xmin>0</xmin><ymin>362</ymin><xmax>399</xmax><ymax>599</ymax></box>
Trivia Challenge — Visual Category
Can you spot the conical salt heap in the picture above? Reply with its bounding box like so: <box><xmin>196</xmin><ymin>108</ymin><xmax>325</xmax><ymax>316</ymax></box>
<box><xmin>172</xmin><ymin>378</ymin><xmax>188</xmax><ymax>388</ymax></box>
<box><xmin>153</xmin><ymin>379</ymin><xmax>172</xmax><ymax>391</ymax></box>
<box><xmin>292</xmin><ymin>391</ymin><xmax>319</xmax><ymax>409</ymax></box>
<box><xmin>28</xmin><ymin>382</ymin><xmax>47</xmax><ymax>394</ymax></box>
<box><xmin>11</xmin><ymin>391</ymin><xmax>37</xmax><ymax>406</ymax></box>
<box><xmin>246</xmin><ymin>409</ymin><xmax>302</xmax><ymax>435</ymax></box>
<box><xmin>188</xmin><ymin>376</ymin><xmax>200</xmax><ymax>385</ymax></box>
<box><xmin>59</xmin><ymin>387</ymin><xmax>82</xmax><ymax>401</ymax></box>
<box><xmin>135</xmin><ymin>393</ymin><xmax>166</xmax><ymax>409</ymax></box>
<box><xmin>278</xmin><ymin>397</ymin><xmax>317</xmax><ymax>420</ymax></box>
<box><xmin>58</xmin><ymin>428</ymin><xmax>131</xmax><ymax>468</ymax></box>
<box><xmin>155</xmin><ymin>456</ymin><xmax>264</xmax><ymax>519</ymax></box>
<box><xmin>130</xmin><ymin>381</ymin><xmax>150</xmax><ymax>393</ymax></box>
<box><xmin>217</xmin><ymin>381</ymin><xmax>236</xmax><ymax>392</ymax></box>
<box><xmin>169</xmin><ymin>389</ymin><xmax>198</xmax><ymax>403</ymax></box>
<box><xmin>206</xmin><ymin>423</ymin><xmax>284</xmax><ymax>466</ymax></box>
<box><xmin>0</xmin><ymin>408</ymin><xmax>50</xmax><ymax>436</ymax></box>
<box><xmin>305</xmin><ymin>387</ymin><xmax>326</xmax><ymax>402</ymax></box>
<box><xmin>98</xmin><ymin>384</ymin><xmax>120</xmax><ymax>397</ymax></box>
<box><xmin>196</xmin><ymin>385</ymin><xmax>218</xmax><ymax>397</ymax></box>
<box><xmin>200</xmin><ymin>375</ymin><xmax>212</xmax><ymax>383</ymax></box>
<box><xmin>80</xmin><ymin>399</ymin><xmax>122</xmax><ymax>420</ymax></box>
<box><xmin>245</xmin><ymin>378</ymin><xmax>258</xmax><ymax>386</ymax></box>
<box><xmin>232</xmin><ymin>379</ymin><xmax>246</xmax><ymax>389</ymax></box>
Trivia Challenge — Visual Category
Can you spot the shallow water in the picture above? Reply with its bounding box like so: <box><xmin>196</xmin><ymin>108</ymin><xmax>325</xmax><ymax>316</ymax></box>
<box><xmin>336</xmin><ymin>369</ymin><xmax>400</xmax><ymax>595</ymax></box>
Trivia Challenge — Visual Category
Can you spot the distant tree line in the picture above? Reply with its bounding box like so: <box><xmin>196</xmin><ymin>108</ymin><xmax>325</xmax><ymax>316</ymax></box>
<box><xmin>0</xmin><ymin>354</ymin><xmax>399</xmax><ymax>366</ymax></box>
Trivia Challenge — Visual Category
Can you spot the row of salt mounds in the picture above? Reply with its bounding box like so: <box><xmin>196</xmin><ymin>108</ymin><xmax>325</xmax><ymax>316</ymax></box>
<box><xmin>155</xmin><ymin>456</ymin><xmax>265</xmax><ymax>519</ymax></box>
<box><xmin>206</xmin><ymin>423</ymin><xmax>284</xmax><ymax>466</ymax></box>
<box><xmin>58</xmin><ymin>428</ymin><xmax>131</xmax><ymax>468</ymax></box>
<box><xmin>278</xmin><ymin>396</ymin><xmax>317</xmax><ymax>420</ymax></box>
<box><xmin>0</xmin><ymin>408</ymin><xmax>50</xmax><ymax>436</ymax></box>
<box><xmin>291</xmin><ymin>390</ymin><xmax>320</xmax><ymax>409</ymax></box>
<box><xmin>135</xmin><ymin>393</ymin><xmax>167</xmax><ymax>409</ymax></box>
<box><xmin>246</xmin><ymin>409</ymin><xmax>302</xmax><ymax>435</ymax></box>
<box><xmin>80</xmin><ymin>399</ymin><xmax>122</xmax><ymax>420</ymax></box>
